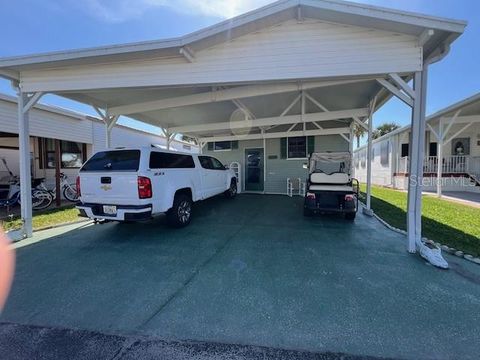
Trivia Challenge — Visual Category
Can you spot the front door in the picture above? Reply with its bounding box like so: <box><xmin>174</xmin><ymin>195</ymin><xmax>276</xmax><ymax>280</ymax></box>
<box><xmin>245</xmin><ymin>148</ymin><xmax>264</xmax><ymax>192</ymax></box>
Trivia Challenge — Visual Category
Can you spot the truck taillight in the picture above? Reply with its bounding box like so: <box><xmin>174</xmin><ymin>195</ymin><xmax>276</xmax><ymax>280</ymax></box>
<box><xmin>76</xmin><ymin>176</ymin><xmax>81</xmax><ymax>197</ymax></box>
<box><xmin>345</xmin><ymin>194</ymin><xmax>355</xmax><ymax>201</ymax></box>
<box><xmin>138</xmin><ymin>176</ymin><xmax>152</xmax><ymax>199</ymax></box>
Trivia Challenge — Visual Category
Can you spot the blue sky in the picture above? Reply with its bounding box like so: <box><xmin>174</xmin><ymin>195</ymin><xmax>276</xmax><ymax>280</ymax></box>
<box><xmin>0</xmin><ymin>0</ymin><xmax>479</xmax><ymax>139</ymax></box>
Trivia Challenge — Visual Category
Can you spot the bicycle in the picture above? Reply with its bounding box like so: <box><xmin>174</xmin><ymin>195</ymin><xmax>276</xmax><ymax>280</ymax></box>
<box><xmin>36</xmin><ymin>173</ymin><xmax>78</xmax><ymax>203</ymax></box>
<box><xmin>0</xmin><ymin>176</ymin><xmax>53</xmax><ymax>211</ymax></box>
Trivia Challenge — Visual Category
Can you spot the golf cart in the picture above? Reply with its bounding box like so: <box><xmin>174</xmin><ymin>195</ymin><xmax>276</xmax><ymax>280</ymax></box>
<box><xmin>303</xmin><ymin>152</ymin><xmax>359</xmax><ymax>220</ymax></box>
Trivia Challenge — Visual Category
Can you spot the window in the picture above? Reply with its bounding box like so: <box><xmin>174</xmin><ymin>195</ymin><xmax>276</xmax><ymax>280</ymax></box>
<box><xmin>149</xmin><ymin>152</ymin><xmax>195</xmax><ymax>169</ymax></box>
<box><xmin>287</xmin><ymin>137</ymin><xmax>307</xmax><ymax>159</ymax></box>
<box><xmin>401</xmin><ymin>143</ymin><xmax>409</xmax><ymax>157</ymax></box>
<box><xmin>451</xmin><ymin>138</ymin><xmax>470</xmax><ymax>155</ymax></box>
<box><xmin>61</xmin><ymin>141</ymin><xmax>83</xmax><ymax>168</ymax></box>
<box><xmin>208</xmin><ymin>141</ymin><xmax>238</xmax><ymax>152</ymax></box>
<box><xmin>214</xmin><ymin>141</ymin><xmax>232</xmax><ymax>151</ymax></box>
<box><xmin>81</xmin><ymin>150</ymin><xmax>140</xmax><ymax>172</ymax></box>
<box><xmin>210</xmin><ymin>157</ymin><xmax>225</xmax><ymax>170</ymax></box>
<box><xmin>360</xmin><ymin>150</ymin><xmax>366</xmax><ymax>168</ymax></box>
<box><xmin>380</xmin><ymin>141</ymin><xmax>389</xmax><ymax>166</ymax></box>
<box><xmin>198</xmin><ymin>156</ymin><xmax>212</xmax><ymax>169</ymax></box>
<box><xmin>39</xmin><ymin>138</ymin><xmax>85</xmax><ymax>169</ymax></box>
<box><xmin>429</xmin><ymin>142</ymin><xmax>438</xmax><ymax>157</ymax></box>
<box><xmin>198</xmin><ymin>156</ymin><xmax>225</xmax><ymax>170</ymax></box>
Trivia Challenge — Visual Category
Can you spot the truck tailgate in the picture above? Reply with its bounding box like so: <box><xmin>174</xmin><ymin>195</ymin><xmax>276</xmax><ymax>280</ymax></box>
<box><xmin>80</xmin><ymin>172</ymin><xmax>139</xmax><ymax>205</ymax></box>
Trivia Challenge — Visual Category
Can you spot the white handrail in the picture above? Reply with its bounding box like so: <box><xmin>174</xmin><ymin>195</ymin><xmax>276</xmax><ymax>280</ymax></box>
<box><xmin>286</xmin><ymin>178</ymin><xmax>293</xmax><ymax>197</ymax></box>
<box><xmin>399</xmin><ymin>155</ymin><xmax>472</xmax><ymax>174</ymax></box>
<box><xmin>229</xmin><ymin>162</ymin><xmax>241</xmax><ymax>194</ymax></box>
<box><xmin>297</xmin><ymin>177</ymin><xmax>305</xmax><ymax>196</ymax></box>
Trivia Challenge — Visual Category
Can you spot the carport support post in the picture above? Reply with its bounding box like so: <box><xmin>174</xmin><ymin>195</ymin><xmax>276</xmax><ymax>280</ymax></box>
<box><xmin>349</xmin><ymin>122</ymin><xmax>354</xmax><ymax>174</ymax></box>
<box><xmin>54</xmin><ymin>139</ymin><xmax>62</xmax><ymax>207</ymax></box>
<box><xmin>436</xmin><ymin>117</ymin><xmax>443</xmax><ymax>198</ymax></box>
<box><xmin>363</xmin><ymin>98</ymin><xmax>376</xmax><ymax>216</ymax></box>
<box><xmin>17</xmin><ymin>90</ymin><xmax>43</xmax><ymax>238</ymax></box>
<box><xmin>262</xmin><ymin>129</ymin><xmax>267</xmax><ymax>193</ymax></box>
<box><xmin>407</xmin><ymin>69</ymin><xmax>428</xmax><ymax>253</ymax></box>
<box><xmin>166</xmin><ymin>132</ymin><xmax>176</xmax><ymax>150</ymax></box>
<box><xmin>104</xmin><ymin>115</ymin><xmax>118</xmax><ymax>149</ymax></box>
<box><xmin>93</xmin><ymin>106</ymin><xmax>118</xmax><ymax>149</ymax></box>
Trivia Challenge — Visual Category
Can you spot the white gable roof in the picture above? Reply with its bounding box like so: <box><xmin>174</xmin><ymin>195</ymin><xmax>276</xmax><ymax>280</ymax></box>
<box><xmin>0</xmin><ymin>0</ymin><xmax>466</xmax><ymax>76</ymax></box>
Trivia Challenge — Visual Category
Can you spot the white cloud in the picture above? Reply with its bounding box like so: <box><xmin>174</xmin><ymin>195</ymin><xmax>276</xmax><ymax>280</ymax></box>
<box><xmin>82</xmin><ymin>0</ymin><xmax>273</xmax><ymax>23</ymax></box>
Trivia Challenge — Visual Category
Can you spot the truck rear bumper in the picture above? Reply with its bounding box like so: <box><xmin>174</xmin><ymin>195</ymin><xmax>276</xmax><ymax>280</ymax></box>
<box><xmin>77</xmin><ymin>203</ymin><xmax>152</xmax><ymax>221</ymax></box>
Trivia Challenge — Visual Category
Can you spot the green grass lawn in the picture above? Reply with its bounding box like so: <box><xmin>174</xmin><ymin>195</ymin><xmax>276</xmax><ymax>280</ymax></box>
<box><xmin>360</xmin><ymin>185</ymin><xmax>480</xmax><ymax>257</ymax></box>
<box><xmin>1</xmin><ymin>206</ymin><xmax>82</xmax><ymax>232</ymax></box>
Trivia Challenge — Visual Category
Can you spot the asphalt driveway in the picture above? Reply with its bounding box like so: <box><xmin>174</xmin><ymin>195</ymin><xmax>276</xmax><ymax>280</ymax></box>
<box><xmin>1</xmin><ymin>194</ymin><xmax>480</xmax><ymax>359</ymax></box>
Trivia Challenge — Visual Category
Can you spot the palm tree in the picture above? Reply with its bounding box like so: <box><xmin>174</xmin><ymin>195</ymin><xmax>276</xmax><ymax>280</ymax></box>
<box><xmin>372</xmin><ymin>122</ymin><xmax>400</xmax><ymax>140</ymax></box>
<box><xmin>353</xmin><ymin>124</ymin><xmax>366</xmax><ymax>148</ymax></box>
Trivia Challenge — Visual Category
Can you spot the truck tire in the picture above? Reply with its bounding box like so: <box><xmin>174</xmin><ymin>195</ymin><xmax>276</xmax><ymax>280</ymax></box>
<box><xmin>224</xmin><ymin>179</ymin><xmax>237</xmax><ymax>198</ymax></box>
<box><xmin>345</xmin><ymin>212</ymin><xmax>356</xmax><ymax>221</ymax></box>
<box><xmin>167</xmin><ymin>193</ymin><xmax>192</xmax><ymax>228</ymax></box>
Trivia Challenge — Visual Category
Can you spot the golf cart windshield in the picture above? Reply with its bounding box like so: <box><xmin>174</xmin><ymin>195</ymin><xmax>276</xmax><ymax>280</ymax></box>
<box><xmin>309</xmin><ymin>152</ymin><xmax>351</xmax><ymax>175</ymax></box>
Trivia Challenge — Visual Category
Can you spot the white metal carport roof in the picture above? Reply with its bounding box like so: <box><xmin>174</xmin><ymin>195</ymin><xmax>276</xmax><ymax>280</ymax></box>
<box><xmin>0</xmin><ymin>0</ymin><xmax>467</xmax><ymax>261</ymax></box>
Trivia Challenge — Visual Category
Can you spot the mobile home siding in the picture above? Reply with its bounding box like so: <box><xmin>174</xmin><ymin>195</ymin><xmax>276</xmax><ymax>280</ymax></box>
<box><xmin>354</xmin><ymin>135</ymin><xmax>398</xmax><ymax>186</ymax></box>
<box><xmin>91</xmin><ymin>121</ymin><xmax>169</xmax><ymax>153</ymax></box>
<box><xmin>204</xmin><ymin>135</ymin><xmax>348</xmax><ymax>194</ymax></box>
<box><xmin>21</xmin><ymin>19</ymin><xmax>422</xmax><ymax>92</ymax></box>
<box><xmin>0</xmin><ymin>98</ymin><xmax>92</xmax><ymax>143</ymax></box>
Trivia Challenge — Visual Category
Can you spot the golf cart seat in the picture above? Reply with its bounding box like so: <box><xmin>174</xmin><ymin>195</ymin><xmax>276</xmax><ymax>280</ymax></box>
<box><xmin>309</xmin><ymin>184</ymin><xmax>354</xmax><ymax>191</ymax></box>
<box><xmin>310</xmin><ymin>172</ymin><xmax>349</xmax><ymax>185</ymax></box>
<box><xmin>308</xmin><ymin>172</ymin><xmax>352</xmax><ymax>192</ymax></box>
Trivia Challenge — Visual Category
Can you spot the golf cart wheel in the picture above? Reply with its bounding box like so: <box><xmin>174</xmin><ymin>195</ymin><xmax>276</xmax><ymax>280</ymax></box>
<box><xmin>224</xmin><ymin>179</ymin><xmax>237</xmax><ymax>198</ymax></box>
<box><xmin>167</xmin><ymin>193</ymin><xmax>192</xmax><ymax>228</ymax></box>
<box><xmin>345</xmin><ymin>212</ymin><xmax>356</xmax><ymax>221</ymax></box>
<box><xmin>303</xmin><ymin>208</ymin><xmax>313</xmax><ymax>217</ymax></box>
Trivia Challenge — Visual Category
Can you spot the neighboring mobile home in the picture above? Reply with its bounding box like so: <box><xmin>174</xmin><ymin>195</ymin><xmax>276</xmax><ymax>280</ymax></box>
<box><xmin>354</xmin><ymin>93</ymin><xmax>480</xmax><ymax>194</ymax></box>
<box><xmin>0</xmin><ymin>93</ymin><xmax>196</xmax><ymax>188</ymax></box>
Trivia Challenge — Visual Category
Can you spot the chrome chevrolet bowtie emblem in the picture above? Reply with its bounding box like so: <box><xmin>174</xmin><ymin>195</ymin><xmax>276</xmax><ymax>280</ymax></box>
<box><xmin>100</xmin><ymin>185</ymin><xmax>112</xmax><ymax>191</ymax></box>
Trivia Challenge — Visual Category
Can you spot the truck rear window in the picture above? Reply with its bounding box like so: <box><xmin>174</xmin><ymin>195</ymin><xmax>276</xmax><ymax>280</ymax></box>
<box><xmin>80</xmin><ymin>150</ymin><xmax>140</xmax><ymax>172</ymax></box>
<box><xmin>149</xmin><ymin>152</ymin><xmax>195</xmax><ymax>169</ymax></box>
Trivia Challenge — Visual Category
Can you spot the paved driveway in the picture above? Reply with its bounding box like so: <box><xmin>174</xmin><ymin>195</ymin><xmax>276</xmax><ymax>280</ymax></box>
<box><xmin>2</xmin><ymin>194</ymin><xmax>480</xmax><ymax>359</ymax></box>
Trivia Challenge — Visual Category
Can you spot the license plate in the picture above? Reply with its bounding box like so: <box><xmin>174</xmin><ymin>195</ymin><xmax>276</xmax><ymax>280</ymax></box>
<box><xmin>103</xmin><ymin>205</ymin><xmax>117</xmax><ymax>215</ymax></box>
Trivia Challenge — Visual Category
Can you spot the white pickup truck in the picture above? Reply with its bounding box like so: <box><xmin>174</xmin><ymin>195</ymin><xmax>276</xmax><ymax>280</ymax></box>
<box><xmin>76</xmin><ymin>147</ymin><xmax>237</xmax><ymax>227</ymax></box>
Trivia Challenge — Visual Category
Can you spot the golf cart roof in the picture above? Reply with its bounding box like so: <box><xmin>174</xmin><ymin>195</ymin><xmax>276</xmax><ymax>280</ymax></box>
<box><xmin>309</xmin><ymin>152</ymin><xmax>351</xmax><ymax>162</ymax></box>
<box><xmin>309</xmin><ymin>152</ymin><xmax>351</xmax><ymax>174</ymax></box>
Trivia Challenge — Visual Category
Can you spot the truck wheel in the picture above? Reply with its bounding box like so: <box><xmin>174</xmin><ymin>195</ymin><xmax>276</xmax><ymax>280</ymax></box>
<box><xmin>224</xmin><ymin>180</ymin><xmax>237</xmax><ymax>199</ymax></box>
<box><xmin>167</xmin><ymin>194</ymin><xmax>192</xmax><ymax>228</ymax></box>
<box><xmin>345</xmin><ymin>212</ymin><xmax>356</xmax><ymax>221</ymax></box>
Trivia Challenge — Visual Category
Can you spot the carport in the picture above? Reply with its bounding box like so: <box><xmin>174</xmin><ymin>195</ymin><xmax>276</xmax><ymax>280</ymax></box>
<box><xmin>0</xmin><ymin>0</ymin><xmax>466</xmax><ymax>256</ymax></box>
